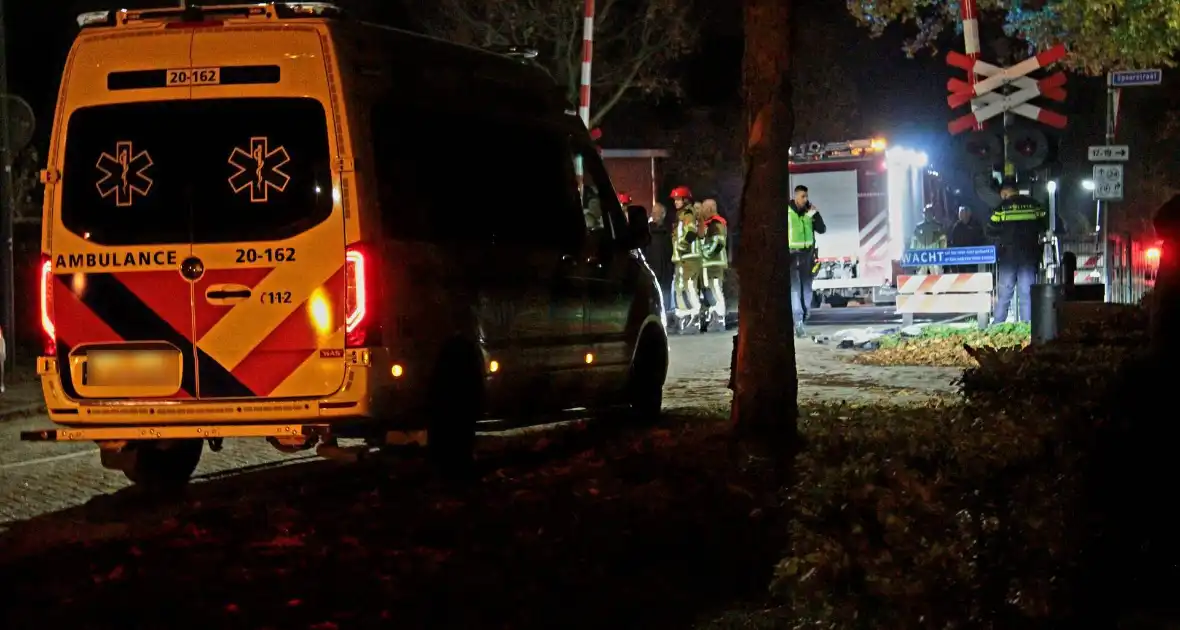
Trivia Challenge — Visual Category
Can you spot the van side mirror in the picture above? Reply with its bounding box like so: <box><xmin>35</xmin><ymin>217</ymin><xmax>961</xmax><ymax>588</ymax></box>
<box><xmin>626</xmin><ymin>205</ymin><xmax>651</xmax><ymax>249</ymax></box>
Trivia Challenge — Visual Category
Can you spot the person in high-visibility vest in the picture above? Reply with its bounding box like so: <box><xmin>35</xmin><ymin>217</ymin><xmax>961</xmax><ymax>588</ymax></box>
<box><xmin>986</xmin><ymin>179</ymin><xmax>1047</xmax><ymax>323</ymax></box>
<box><xmin>699</xmin><ymin>198</ymin><xmax>728</xmax><ymax>332</ymax></box>
<box><xmin>672</xmin><ymin>206</ymin><xmax>703</xmax><ymax>332</ymax></box>
<box><xmin>788</xmin><ymin>184</ymin><xmax>827</xmax><ymax>337</ymax></box>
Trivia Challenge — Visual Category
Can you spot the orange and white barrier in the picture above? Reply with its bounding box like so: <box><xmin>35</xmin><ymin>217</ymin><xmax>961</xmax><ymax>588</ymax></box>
<box><xmin>896</xmin><ymin>273</ymin><xmax>992</xmax><ymax>314</ymax></box>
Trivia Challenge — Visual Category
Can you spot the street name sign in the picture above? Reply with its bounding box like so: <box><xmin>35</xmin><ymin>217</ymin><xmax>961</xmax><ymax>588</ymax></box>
<box><xmin>1109</xmin><ymin>69</ymin><xmax>1162</xmax><ymax>87</ymax></box>
<box><xmin>1088</xmin><ymin>145</ymin><xmax>1129</xmax><ymax>161</ymax></box>
<box><xmin>1092</xmin><ymin>164</ymin><xmax>1124</xmax><ymax>201</ymax></box>
<box><xmin>901</xmin><ymin>246</ymin><xmax>997</xmax><ymax>267</ymax></box>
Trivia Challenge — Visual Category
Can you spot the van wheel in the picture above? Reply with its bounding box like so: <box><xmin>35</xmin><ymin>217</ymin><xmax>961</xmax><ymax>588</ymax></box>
<box><xmin>626</xmin><ymin>328</ymin><xmax>668</xmax><ymax>422</ymax></box>
<box><xmin>113</xmin><ymin>440</ymin><xmax>203</xmax><ymax>487</ymax></box>
<box><xmin>426</xmin><ymin>346</ymin><xmax>484</xmax><ymax>478</ymax></box>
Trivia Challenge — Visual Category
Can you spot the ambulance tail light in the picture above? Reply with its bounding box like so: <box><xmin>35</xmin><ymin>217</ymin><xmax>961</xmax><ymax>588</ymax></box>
<box><xmin>345</xmin><ymin>244</ymin><xmax>378</xmax><ymax>348</ymax></box>
<box><xmin>39</xmin><ymin>256</ymin><xmax>56</xmax><ymax>356</ymax></box>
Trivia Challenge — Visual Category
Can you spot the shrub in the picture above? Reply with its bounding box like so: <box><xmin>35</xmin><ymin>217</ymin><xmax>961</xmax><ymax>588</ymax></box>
<box><xmin>772</xmin><ymin>303</ymin><xmax>1152</xmax><ymax>627</ymax></box>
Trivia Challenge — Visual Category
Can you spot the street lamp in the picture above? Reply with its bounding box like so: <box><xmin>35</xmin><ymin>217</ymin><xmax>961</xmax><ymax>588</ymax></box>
<box><xmin>1046</xmin><ymin>180</ymin><xmax>1057</xmax><ymax>194</ymax></box>
<box><xmin>1081</xmin><ymin>179</ymin><xmax>1096</xmax><ymax>191</ymax></box>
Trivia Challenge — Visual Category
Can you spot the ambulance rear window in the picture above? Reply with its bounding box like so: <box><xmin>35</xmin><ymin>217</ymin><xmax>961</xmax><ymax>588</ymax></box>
<box><xmin>60</xmin><ymin>97</ymin><xmax>333</xmax><ymax>246</ymax></box>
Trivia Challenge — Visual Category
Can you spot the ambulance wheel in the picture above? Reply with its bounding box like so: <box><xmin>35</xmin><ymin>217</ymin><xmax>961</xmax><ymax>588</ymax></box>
<box><xmin>811</xmin><ymin>294</ymin><xmax>822</xmax><ymax>309</ymax></box>
<box><xmin>626</xmin><ymin>327</ymin><xmax>668</xmax><ymax>422</ymax></box>
<box><xmin>117</xmin><ymin>440</ymin><xmax>203</xmax><ymax>487</ymax></box>
<box><xmin>425</xmin><ymin>345</ymin><xmax>483</xmax><ymax>478</ymax></box>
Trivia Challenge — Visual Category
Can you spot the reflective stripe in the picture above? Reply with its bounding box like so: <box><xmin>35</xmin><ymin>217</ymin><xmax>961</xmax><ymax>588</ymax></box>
<box><xmin>788</xmin><ymin>210</ymin><xmax>815</xmax><ymax>249</ymax></box>
<box><xmin>991</xmin><ymin>205</ymin><xmax>1046</xmax><ymax>223</ymax></box>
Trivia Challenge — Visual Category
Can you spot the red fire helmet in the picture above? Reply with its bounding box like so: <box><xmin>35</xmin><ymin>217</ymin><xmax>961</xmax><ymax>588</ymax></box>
<box><xmin>670</xmin><ymin>186</ymin><xmax>692</xmax><ymax>199</ymax></box>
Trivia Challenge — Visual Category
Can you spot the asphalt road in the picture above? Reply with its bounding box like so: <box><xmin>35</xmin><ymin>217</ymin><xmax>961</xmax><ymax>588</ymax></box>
<box><xmin>0</xmin><ymin>334</ymin><xmax>736</xmax><ymax>525</ymax></box>
<box><xmin>0</xmin><ymin>329</ymin><xmax>960</xmax><ymax>527</ymax></box>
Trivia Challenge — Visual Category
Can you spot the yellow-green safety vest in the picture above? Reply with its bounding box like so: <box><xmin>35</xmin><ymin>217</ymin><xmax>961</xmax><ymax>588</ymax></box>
<box><xmin>788</xmin><ymin>209</ymin><xmax>815</xmax><ymax>250</ymax></box>
<box><xmin>990</xmin><ymin>203</ymin><xmax>1046</xmax><ymax>223</ymax></box>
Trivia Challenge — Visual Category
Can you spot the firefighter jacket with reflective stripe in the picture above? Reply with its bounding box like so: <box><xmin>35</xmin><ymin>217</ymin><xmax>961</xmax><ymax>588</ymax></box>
<box><xmin>787</xmin><ymin>201</ymin><xmax>827</xmax><ymax>250</ymax></box>
<box><xmin>701</xmin><ymin>214</ymin><xmax>728</xmax><ymax>268</ymax></box>
<box><xmin>910</xmin><ymin>220</ymin><xmax>947</xmax><ymax>250</ymax></box>
<box><xmin>986</xmin><ymin>195</ymin><xmax>1048</xmax><ymax>264</ymax></box>
<box><xmin>672</xmin><ymin>220</ymin><xmax>701</xmax><ymax>262</ymax></box>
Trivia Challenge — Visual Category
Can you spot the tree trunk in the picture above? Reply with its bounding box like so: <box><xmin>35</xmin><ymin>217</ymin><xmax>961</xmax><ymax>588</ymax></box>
<box><xmin>731</xmin><ymin>0</ymin><xmax>798</xmax><ymax>448</ymax></box>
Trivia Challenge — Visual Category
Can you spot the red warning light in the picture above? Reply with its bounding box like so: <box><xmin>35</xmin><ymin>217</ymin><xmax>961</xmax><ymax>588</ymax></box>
<box><xmin>1146</xmin><ymin>247</ymin><xmax>1162</xmax><ymax>263</ymax></box>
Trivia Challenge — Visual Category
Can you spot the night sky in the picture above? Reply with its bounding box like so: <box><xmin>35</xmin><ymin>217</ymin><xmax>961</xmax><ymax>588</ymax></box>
<box><xmin>8</xmin><ymin>1</ymin><xmax>950</xmax><ymax>155</ymax></box>
<box><xmin>5</xmin><ymin>0</ymin><xmax>1173</xmax><ymax>221</ymax></box>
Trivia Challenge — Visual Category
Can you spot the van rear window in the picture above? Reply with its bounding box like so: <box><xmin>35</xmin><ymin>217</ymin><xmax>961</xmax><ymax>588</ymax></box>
<box><xmin>60</xmin><ymin>98</ymin><xmax>333</xmax><ymax>246</ymax></box>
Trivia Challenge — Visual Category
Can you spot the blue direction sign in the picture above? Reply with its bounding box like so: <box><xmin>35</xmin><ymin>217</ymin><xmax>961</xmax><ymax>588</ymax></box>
<box><xmin>901</xmin><ymin>246</ymin><xmax>996</xmax><ymax>267</ymax></box>
<box><xmin>1110</xmin><ymin>69</ymin><xmax>1162</xmax><ymax>87</ymax></box>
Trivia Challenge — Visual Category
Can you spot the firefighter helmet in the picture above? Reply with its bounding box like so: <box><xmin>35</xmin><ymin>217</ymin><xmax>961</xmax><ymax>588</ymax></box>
<box><xmin>670</xmin><ymin>186</ymin><xmax>692</xmax><ymax>200</ymax></box>
<box><xmin>617</xmin><ymin>192</ymin><xmax>633</xmax><ymax>205</ymax></box>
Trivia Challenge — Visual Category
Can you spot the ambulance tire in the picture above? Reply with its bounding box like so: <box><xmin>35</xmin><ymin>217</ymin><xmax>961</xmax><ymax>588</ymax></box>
<box><xmin>118</xmin><ymin>439</ymin><xmax>203</xmax><ymax>487</ymax></box>
<box><xmin>425</xmin><ymin>344</ymin><xmax>483</xmax><ymax>479</ymax></box>
<box><xmin>626</xmin><ymin>326</ymin><xmax>668</xmax><ymax>423</ymax></box>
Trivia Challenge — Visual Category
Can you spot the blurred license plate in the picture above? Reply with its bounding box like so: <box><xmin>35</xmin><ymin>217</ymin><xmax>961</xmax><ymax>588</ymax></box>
<box><xmin>87</xmin><ymin>350</ymin><xmax>179</xmax><ymax>387</ymax></box>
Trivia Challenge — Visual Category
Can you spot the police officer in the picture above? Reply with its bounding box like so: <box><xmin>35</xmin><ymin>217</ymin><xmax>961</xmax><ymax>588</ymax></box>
<box><xmin>699</xmin><ymin>199</ymin><xmax>728</xmax><ymax>332</ymax></box>
<box><xmin>788</xmin><ymin>185</ymin><xmax>826</xmax><ymax>337</ymax></box>
<box><xmin>987</xmin><ymin>179</ymin><xmax>1047</xmax><ymax>323</ymax></box>
<box><xmin>672</xmin><ymin>205</ymin><xmax>703</xmax><ymax>332</ymax></box>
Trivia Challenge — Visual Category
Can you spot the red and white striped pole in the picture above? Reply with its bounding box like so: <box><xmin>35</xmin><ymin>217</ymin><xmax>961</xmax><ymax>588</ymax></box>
<box><xmin>579</xmin><ymin>0</ymin><xmax>595</xmax><ymax>128</ymax></box>
<box><xmin>575</xmin><ymin>0</ymin><xmax>595</xmax><ymax>189</ymax></box>
<box><xmin>960</xmin><ymin>0</ymin><xmax>982</xmax><ymax>131</ymax></box>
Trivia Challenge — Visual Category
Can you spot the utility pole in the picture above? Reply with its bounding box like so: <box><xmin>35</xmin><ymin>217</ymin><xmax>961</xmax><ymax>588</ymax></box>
<box><xmin>1101</xmin><ymin>80</ymin><xmax>1118</xmax><ymax>302</ymax></box>
<box><xmin>0</xmin><ymin>0</ymin><xmax>16</xmax><ymax>374</ymax></box>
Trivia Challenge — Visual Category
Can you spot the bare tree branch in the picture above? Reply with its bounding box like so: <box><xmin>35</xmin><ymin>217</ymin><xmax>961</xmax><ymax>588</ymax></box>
<box><xmin>405</xmin><ymin>0</ymin><xmax>698</xmax><ymax>126</ymax></box>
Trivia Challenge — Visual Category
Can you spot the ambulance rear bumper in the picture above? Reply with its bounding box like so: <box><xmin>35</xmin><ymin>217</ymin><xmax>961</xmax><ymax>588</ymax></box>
<box><xmin>34</xmin><ymin>355</ymin><xmax>376</xmax><ymax>428</ymax></box>
<box><xmin>21</xmin><ymin>423</ymin><xmax>329</xmax><ymax>442</ymax></box>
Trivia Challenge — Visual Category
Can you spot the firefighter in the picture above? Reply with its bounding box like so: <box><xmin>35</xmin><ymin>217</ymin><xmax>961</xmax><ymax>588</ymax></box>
<box><xmin>672</xmin><ymin>205</ymin><xmax>703</xmax><ymax>332</ymax></box>
<box><xmin>987</xmin><ymin>179</ymin><xmax>1048</xmax><ymax>324</ymax></box>
<box><xmin>910</xmin><ymin>205</ymin><xmax>947</xmax><ymax>275</ymax></box>
<box><xmin>699</xmin><ymin>199</ymin><xmax>729</xmax><ymax>332</ymax></box>
<box><xmin>670</xmin><ymin>185</ymin><xmax>693</xmax><ymax>213</ymax></box>
<box><xmin>788</xmin><ymin>184</ymin><xmax>827</xmax><ymax>338</ymax></box>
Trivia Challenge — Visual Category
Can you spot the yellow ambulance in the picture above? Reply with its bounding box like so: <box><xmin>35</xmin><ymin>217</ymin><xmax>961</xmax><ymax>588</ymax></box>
<box><xmin>25</xmin><ymin>3</ymin><xmax>668</xmax><ymax>485</ymax></box>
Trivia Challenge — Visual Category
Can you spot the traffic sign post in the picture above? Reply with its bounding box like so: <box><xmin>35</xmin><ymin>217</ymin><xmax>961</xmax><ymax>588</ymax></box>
<box><xmin>1096</xmin><ymin>69</ymin><xmax>1160</xmax><ymax>301</ymax></box>
<box><xmin>1088</xmin><ymin>145</ymin><xmax>1129</xmax><ymax>161</ymax></box>
<box><xmin>1109</xmin><ymin>69</ymin><xmax>1162</xmax><ymax>87</ymax></box>
<box><xmin>1093</xmin><ymin>164</ymin><xmax>1124</xmax><ymax>201</ymax></box>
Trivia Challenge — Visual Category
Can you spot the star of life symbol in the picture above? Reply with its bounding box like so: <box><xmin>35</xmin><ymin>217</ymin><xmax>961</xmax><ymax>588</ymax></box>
<box><xmin>228</xmin><ymin>137</ymin><xmax>291</xmax><ymax>203</ymax></box>
<box><xmin>95</xmin><ymin>141</ymin><xmax>154</xmax><ymax>207</ymax></box>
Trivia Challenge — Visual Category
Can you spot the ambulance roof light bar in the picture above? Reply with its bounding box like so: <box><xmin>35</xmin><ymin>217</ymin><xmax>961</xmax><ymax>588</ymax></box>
<box><xmin>789</xmin><ymin>137</ymin><xmax>888</xmax><ymax>161</ymax></box>
<box><xmin>77</xmin><ymin>3</ymin><xmax>342</xmax><ymax>28</ymax></box>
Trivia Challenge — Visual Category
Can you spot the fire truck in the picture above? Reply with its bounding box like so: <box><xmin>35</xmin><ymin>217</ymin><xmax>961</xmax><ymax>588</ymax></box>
<box><xmin>789</xmin><ymin>138</ymin><xmax>943</xmax><ymax>306</ymax></box>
